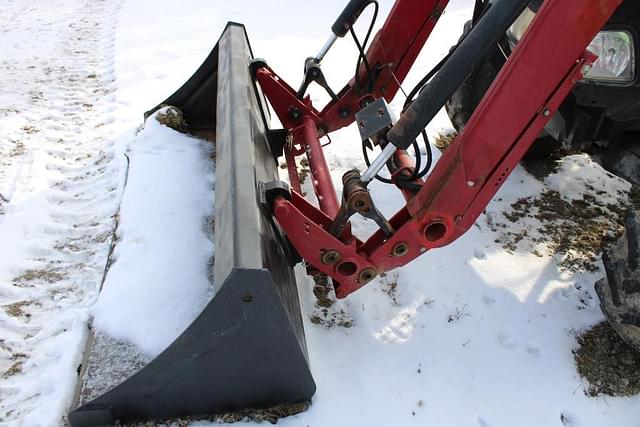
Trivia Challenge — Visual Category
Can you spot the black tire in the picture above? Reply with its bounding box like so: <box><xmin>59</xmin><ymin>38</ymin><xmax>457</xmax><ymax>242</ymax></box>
<box><xmin>596</xmin><ymin>211</ymin><xmax>640</xmax><ymax>352</ymax></box>
<box><xmin>444</xmin><ymin>21</ymin><xmax>558</xmax><ymax>159</ymax></box>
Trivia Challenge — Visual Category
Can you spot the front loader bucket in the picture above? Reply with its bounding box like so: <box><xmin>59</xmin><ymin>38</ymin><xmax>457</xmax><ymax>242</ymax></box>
<box><xmin>69</xmin><ymin>23</ymin><xmax>315</xmax><ymax>425</ymax></box>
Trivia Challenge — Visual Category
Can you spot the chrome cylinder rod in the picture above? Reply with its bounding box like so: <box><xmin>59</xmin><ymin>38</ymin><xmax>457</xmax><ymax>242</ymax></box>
<box><xmin>315</xmin><ymin>34</ymin><xmax>338</xmax><ymax>63</ymax></box>
<box><xmin>360</xmin><ymin>143</ymin><xmax>397</xmax><ymax>184</ymax></box>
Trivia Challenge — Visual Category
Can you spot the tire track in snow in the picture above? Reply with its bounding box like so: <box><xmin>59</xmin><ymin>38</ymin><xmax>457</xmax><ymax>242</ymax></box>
<box><xmin>0</xmin><ymin>0</ymin><xmax>125</xmax><ymax>424</ymax></box>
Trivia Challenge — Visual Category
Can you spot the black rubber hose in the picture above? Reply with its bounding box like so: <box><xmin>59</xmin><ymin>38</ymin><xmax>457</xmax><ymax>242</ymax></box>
<box><xmin>387</xmin><ymin>0</ymin><xmax>531</xmax><ymax>150</ymax></box>
<box><xmin>350</xmin><ymin>1</ymin><xmax>378</xmax><ymax>95</ymax></box>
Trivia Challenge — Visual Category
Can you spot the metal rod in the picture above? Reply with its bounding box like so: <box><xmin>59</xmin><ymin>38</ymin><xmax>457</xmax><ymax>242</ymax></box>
<box><xmin>302</xmin><ymin>115</ymin><xmax>340</xmax><ymax>217</ymax></box>
<box><xmin>315</xmin><ymin>34</ymin><xmax>338</xmax><ymax>63</ymax></box>
<box><xmin>361</xmin><ymin>143</ymin><xmax>397</xmax><ymax>184</ymax></box>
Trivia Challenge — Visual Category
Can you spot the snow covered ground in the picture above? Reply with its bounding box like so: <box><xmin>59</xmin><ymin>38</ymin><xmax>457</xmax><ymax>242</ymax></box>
<box><xmin>1</xmin><ymin>0</ymin><xmax>640</xmax><ymax>426</ymax></box>
<box><xmin>0</xmin><ymin>0</ymin><xmax>127</xmax><ymax>423</ymax></box>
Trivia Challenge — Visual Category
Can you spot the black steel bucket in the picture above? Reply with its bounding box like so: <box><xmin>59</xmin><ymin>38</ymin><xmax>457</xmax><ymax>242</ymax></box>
<box><xmin>69</xmin><ymin>23</ymin><xmax>315</xmax><ymax>426</ymax></box>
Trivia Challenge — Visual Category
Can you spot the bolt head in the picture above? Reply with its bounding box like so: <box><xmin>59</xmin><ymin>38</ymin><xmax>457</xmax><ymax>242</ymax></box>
<box><xmin>358</xmin><ymin>268</ymin><xmax>377</xmax><ymax>284</ymax></box>
<box><xmin>321</xmin><ymin>250</ymin><xmax>341</xmax><ymax>265</ymax></box>
<box><xmin>289</xmin><ymin>109</ymin><xmax>301</xmax><ymax>120</ymax></box>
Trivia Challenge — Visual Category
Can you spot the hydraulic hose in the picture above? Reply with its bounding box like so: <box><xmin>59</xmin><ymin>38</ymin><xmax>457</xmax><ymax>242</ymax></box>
<box><xmin>387</xmin><ymin>0</ymin><xmax>532</xmax><ymax>150</ymax></box>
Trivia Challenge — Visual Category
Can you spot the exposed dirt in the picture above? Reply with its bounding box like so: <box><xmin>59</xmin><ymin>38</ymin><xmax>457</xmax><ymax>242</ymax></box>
<box><xmin>9</xmin><ymin>141</ymin><xmax>26</xmax><ymax>157</ymax></box>
<box><xmin>493</xmin><ymin>190</ymin><xmax>628</xmax><ymax>272</ymax></box>
<box><xmin>126</xmin><ymin>402</ymin><xmax>311</xmax><ymax>426</ymax></box>
<box><xmin>216</xmin><ymin>402</ymin><xmax>310</xmax><ymax>424</ymax></box>
<box><xmin>2</xmin><ymin>301</ymin><xmax>35</xmax><ymax>318</ymax></box>
<box><xmin>2</xmin><ymin>359</ymin><xmax>24</xmax><ymax>379</ymax></box>
<box><xmin>0</xmin><ymin>339</ymin><xmax>27</xmax><ymax>380</ymax></box>
<box><xmin>312</xmin><ymin>274</ymin><xmax>335</xmax><ymax>308</ymax></box>
<box><xmin>12</xmin><ymin>268</ymin><xmax>67</xmax><ymax>285</ymax></box>
<box><xmin>380</xmin><ymin>271</ymin><xmax>400</xmax><ymax>306</ymax></box>
<box><xmin>573</xmin><ymin>322</ymin><xmax>640</xmax><ymax>397</ymax></box>
<box><xmin>309</xmin><ymin>274</ymin><xmax>354</xmax><ymax>328</ymax></box>
<box><xmin>489</xmin><ymin>153</ymin><xmax>640</xmax><ymax>272</ymax></box>
<box><xmin>298</xmin><ymin>157</ymin><xmax>310</xmax><ymax>185</ymax></box>
<box><xmin>520</xmin><ymin>152</ymin><xmax>563</xmax><ymax>180</ymax></box>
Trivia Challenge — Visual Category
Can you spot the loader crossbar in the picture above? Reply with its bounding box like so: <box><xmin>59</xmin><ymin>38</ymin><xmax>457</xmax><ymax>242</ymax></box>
<box><xmin>255</xmin><ymin>0</ymin><xmax>623</xmax><ymax>298</ymax></box>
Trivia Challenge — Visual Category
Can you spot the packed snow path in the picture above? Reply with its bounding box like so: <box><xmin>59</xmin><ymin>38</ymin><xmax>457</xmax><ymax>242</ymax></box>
<box><xmin>0</xmin><ymin>0</ymin><xmax>125</xmax><ymax>423</ymax></box>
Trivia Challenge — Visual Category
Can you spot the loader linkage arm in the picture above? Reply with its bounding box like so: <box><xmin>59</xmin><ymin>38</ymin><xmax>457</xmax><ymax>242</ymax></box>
<box><xmin>254</xmin><ymin>0</ymin><xmax>623</xmax><ymax>299</ymax></box>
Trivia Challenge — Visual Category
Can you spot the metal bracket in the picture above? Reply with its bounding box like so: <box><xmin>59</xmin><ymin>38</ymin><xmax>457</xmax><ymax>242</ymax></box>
<box><xmin>329</xmin><ymin>169</ymin><xmax>394</xmax><ymax>238</ymax></box>
<box><xmin>355</xmin><ymin>98</ymin><xmax>395</xmax><ymax>142</ymax></box>
<box><xmin>297</xmin><ymin>57</ymin><xmax>338</xmax><ymax>101</ymax></box>
<box><xmin>260</xmin><ymin>180</ymin><xmax>291</xmax><ymax>210</ymax></box>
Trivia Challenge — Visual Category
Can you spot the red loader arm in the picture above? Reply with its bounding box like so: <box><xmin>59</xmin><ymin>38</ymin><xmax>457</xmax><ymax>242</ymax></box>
<box><xmin>256</xmin><ymin>0</ymin><xmax>623</xmax><ymax>298</ymax></box>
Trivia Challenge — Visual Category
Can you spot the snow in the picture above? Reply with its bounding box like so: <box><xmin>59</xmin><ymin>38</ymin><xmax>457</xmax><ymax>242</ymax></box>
<box><xmin>0</xmin><ymin>0</ymin><xmax>639</xmax><ymax>426</ymax></box>
<box><xmin>91</xmin><ymin>114</ymin><xmax>215</xmax><ymax>357</ymax></box>
<box><xmin>0</xmin><ymin>0</ymin><xmax>126</xmax><ymax>424</ymax></box>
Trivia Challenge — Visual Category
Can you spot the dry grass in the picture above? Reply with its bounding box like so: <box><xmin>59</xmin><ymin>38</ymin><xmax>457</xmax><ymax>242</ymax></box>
<box><xmin>433</xmin><ymin>131</ymin><xmax>457</xmax><ymax>152</ymax></box>
<box><xmin>155</xmin><ymin>106</ymin><xmax>189</xmax><ymax>133</ymax></box>
<box><xmin>13</xmin><ymin>268</ymin><xmax>67</xmax><ymax>286</ymax></box>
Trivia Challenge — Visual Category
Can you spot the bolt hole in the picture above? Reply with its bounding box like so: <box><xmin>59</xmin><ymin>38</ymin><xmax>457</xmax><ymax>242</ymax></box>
<box><xmin>336</xmin><ymin>261</ymin><xmax>358</xmax><ymax>277</ymax></box>
<box><xmin>242</xmin><ymin>294</ymin><xmax>253</xmax><ymax>302</ymax></box>
<box><xmin>424</xmin><ymin>222</ymin><xmax>447</xmax><ymax>243</ymax></box>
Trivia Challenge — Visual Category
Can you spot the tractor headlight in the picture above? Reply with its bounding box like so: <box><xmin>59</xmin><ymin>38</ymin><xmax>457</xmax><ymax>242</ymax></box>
<box><xmin>507</xmin><ymin>9</ymin><xmax>636</xmax><ymax>84</ymax></box>
<box><xmin>584</xmin><ymin>31</ymin><xmax>634</xmax><ymax>83</ymax></box>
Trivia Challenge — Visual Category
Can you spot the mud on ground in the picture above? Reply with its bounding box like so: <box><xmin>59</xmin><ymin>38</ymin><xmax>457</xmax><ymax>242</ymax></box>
<box><xmin>490</xmin><ymin>155</ymin><xmax>638</xmax><ymax>272</ymax></box>
<box><xmin>574</xmin><ymin>322</ymin><xmax>640</xmax><ymax>397</ymax></box>
<box><xmin>492</xmin><ymin>189</ymin><xmax>630</xmax><ymax>272</ymax></box>
<box><xmin>309</xmin><ymin>274</ymin><xmax>354</xmax><ymax>328</ymax></box>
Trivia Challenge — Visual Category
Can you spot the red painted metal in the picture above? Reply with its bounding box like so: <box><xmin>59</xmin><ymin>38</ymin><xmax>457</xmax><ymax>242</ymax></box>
<box><xmin>254</xmin><ymin>66</ymin><xmax>320</xmax><ymax>130</ymax></box>
<box><xmin>300</xmin><ymin>115</ymin><xmax>340</xmax><ymax>218</ymax></box>
<box><xmin>320</xmin><ymin>0</ymin><xmax>449</xmax><ymax>133</ymax></box>
<box><xmin>273</xmin><ymin>193</ymin><xmax>375</xmax><ymax>298</ymax></box>
<box><xmin>256</xmin><ymin>0</ymin><xmax>448</xmax><ymax>134</ymax></box>
<box><xmin>263</xmin><ymin>0</ymin><xmax>622</xmax><ymax>298</ymax></box>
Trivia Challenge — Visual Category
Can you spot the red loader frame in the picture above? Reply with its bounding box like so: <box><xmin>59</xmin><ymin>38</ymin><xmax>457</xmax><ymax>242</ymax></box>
<box><xmin>254</xmin><ymin>0</ymin><xmax>623</xmax><ymax>298</ymax></box>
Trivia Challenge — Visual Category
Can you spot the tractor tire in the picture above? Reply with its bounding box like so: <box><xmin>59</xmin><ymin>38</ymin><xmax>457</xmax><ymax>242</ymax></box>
<box><xmin>595</xmin><ymin>211</ymin><xmax>640</xmax><ymax>353</ymax></box>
